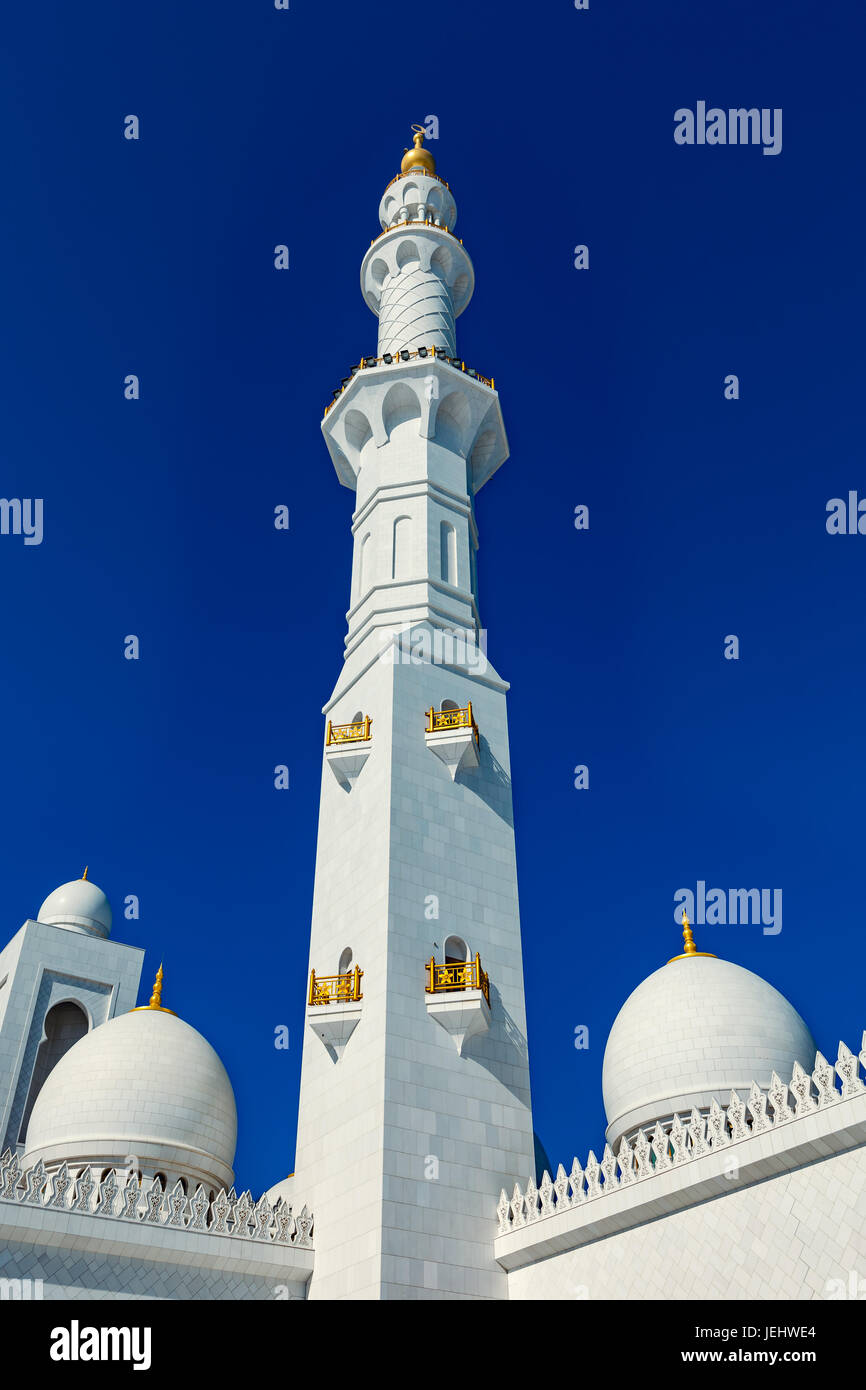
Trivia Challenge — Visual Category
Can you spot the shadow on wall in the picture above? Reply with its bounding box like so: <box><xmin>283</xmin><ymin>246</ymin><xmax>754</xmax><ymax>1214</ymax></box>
<box><xmin>455</xmin><ymin>735</ymin><xmax>514</xmax><ymax>828</ymax></box>
<box><xmin>464</xmin><ymin>983</ymin><xmax>531</xmax><ymax>1108</ymax></box>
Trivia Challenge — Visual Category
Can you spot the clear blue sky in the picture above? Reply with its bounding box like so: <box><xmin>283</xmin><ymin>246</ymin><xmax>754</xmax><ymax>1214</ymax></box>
<box><xmin>2</xmin><ymin>0</ymin><xmax>865</xmax><ymax>1193</ymax></box>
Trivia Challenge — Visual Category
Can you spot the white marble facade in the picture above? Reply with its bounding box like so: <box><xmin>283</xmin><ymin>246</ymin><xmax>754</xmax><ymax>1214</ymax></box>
<box><xmin>0</xmin><ymin>130</ymin><xmax>863</xmax><ymax>1303</ymax></box>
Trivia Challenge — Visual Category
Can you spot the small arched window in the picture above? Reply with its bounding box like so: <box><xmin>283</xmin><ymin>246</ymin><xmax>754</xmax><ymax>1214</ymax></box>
<box><xmin>440</xmin><ymin>521</ymin><xmax>457</xmax><ymax>586</ymax></box>
<box><xmin>444</xmin><ymin>935</ymin><xmax>468</xmax><ymax>964</ymax></box>
<box><xmin>357</xmin><ymin>532</ymin><xmax>371</xmax><ymax>598</ymax></box>
<box><xmin>392</xmin><ymin>516</ymin><xmax>412</xmax><ymax>579</ymax></box>
<box><xmin>338</xmin><ymin>947</ymin><xmax>353</xmax><ymax>976</ymax></box>
<box><xmin>441</xmin><ymin>699</ymin><xmax>459</xmax><ymax>711</ymax></box>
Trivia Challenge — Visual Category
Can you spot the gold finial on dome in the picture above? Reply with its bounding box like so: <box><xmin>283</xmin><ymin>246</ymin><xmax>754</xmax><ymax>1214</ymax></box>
<box><xmin>400</xmin><ymin>124</ymin><xmax>436</xmax><ymax>178</ymax></box>
<box><xmin>149</xmin><ymin>963</ymin><xmax>165</xmax><ymax>1008</ymax></box>
<box><xmin>81</xmin><ymin>866</ymin><xmax>89</xmax><ymax>881</ymax></box>
<box><xmin>668</xmin><ymin>911</ymin><xmax>716</xmax><ymax>964</ymax></box>
<box><xmin>682</xmin><ymin>911</ymin><xmax>697</xmax><ymax>956</ymax></box>
<box><xmin>131</xmin><ymin>962</ymin><xmax>177</xmax><ymax>1015</ymax></box>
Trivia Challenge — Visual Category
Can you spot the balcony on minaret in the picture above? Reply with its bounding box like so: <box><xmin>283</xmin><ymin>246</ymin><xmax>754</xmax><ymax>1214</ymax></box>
<box><xmin>325</xmin><ymin>714</ymin><xmax>371</xmax><ymax>790</ymax></box>
<box><xmin>425</xmin><ymin>951</ymin><xmax>491</xmax><ymax>1055</ymax></box>
<box><xmin>424</xmin><ymin>702</ymin><xmax>479</xmax><ymax>780</ymax></box>
<box><xmin>307</xmin><ymin>966</ymin><xmax>364</xmax><ymax>1062</ymax></box>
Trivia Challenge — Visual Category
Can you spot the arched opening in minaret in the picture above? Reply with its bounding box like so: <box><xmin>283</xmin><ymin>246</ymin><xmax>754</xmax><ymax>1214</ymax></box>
<box><xmin>434</xmin><ymin>392</ymin><xmax>471</xmax><ymax>456</ymax></box>
<box><xmin>392</xmin><ymin>516</ymin><xmax>412</xmax><ymax>580</ymax></box>
<box><xmin>442</xmin><ymin>936</ymin><xmax>470</xmax><ymax>994</ymax></box>
<box><xmin>357</xmin><ymin>532</ymin><xmax>371</xmax><ymax>599</ymax></box>
<box><xmin>18</xmin><ymin>999</ymin><xmax>89</xmax><ymax>1144</ymax></box>
<box><xmin>396</xmin><ymin>238</ymin><xmax>420</xmax><ymax>272</ymax></box>
<box><xmin>382</xmin><ymin>384</ymin><xmax>421</xmax><ymax>440</ymax></box>
<box><xmin>441</xmin><ymin>699</ymin><xmax>459</xmax><ymax>711</ymax></box>
<box><xmin>444</xmin><ymin>935</ymin><xmax>468</xmax><ymax>964</ymax></box>
<box><xmin>440</xmin><ymin>521</ymin><xmax>457</xmax><ymax>586</ymax></box>
<box><xmin>338</xmin><ymin>947</ymin><xmax>353</xmax><ymax>976</ymax></box>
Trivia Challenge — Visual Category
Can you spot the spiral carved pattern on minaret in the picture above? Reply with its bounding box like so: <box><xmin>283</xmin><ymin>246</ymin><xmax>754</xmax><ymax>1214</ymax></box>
<box><xmin>377</xmin><ymin>266</ymin><xmax>456</xmax><ymax>357</ymax></box>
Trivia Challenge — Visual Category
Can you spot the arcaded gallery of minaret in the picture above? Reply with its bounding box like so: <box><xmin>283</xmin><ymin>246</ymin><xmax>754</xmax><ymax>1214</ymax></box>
<box><xmin>0</xmin><ymin>130</ymin><xmax>865</xmax><ymax>1301</ymax></box>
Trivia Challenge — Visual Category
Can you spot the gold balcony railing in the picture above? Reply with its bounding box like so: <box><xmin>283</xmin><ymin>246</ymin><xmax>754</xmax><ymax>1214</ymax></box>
<box><xmin>425</xmin><ymin>953</ymin><xmax>490</xmax><ymax>1006</ymax></box>
<box><xmin>309</xmin><ymin>966</ymin><xmax>364</xmax><ymax>1006</ymax></box>
<box><xmin>323</xmin><ymin>349</ymin><xmax>494</xmax><ymax>416</ymax></box>
<box><xmin>369</xmin><ymin>219</ymin><xmax>464</xmax><ymax>248</ymax></box>
<box><xmin>425</xmin><ymin>703</ymin><xmax>479</xmax><ymax>746</ymax></box>
<box><xmin>326</xmin><ymin>716</ymin><xmax>371</xmax><ymax>746</ymax></box>
<box><xmin>384</xmin><ymin>169</ymin><xmax>452</xmax><ymax>192</ymax></box>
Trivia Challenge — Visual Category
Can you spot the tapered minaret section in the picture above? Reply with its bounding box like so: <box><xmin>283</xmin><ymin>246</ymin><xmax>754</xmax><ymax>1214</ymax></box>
<box><xmin>289</xmin><ymin>129</ymin><xmax>535</xmax><ymax>1300</ymax></box>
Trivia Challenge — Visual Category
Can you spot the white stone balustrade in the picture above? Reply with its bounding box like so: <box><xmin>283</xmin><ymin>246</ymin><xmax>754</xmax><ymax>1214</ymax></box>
<box><xmin>497</xmin><ymin>1033</ymin><xmax>866</xmax><ymax>1235</ymax></box>
<box><xmin>0</xmin><ymin>1153</ymin><xmax>313</xmax><ymax>1249</ymax></box>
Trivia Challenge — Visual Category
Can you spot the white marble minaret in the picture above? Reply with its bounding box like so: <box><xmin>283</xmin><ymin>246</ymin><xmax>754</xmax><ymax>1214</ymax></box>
<box><xmin>281</xmin><ymin>127</ymin><xmax>535</xmax><ymax>1300</ymax></box>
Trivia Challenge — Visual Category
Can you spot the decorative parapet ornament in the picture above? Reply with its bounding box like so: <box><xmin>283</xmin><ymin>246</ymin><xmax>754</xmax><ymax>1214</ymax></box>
<box><xmin>424</xmin><ymin>703</ymin><xmax>480</xmax><ymax>780</ymax></box>
<box><xmin>425</xmin><ymin>952</ymin><xmax>491</xmax><ymax>1054</ymax></box>
<box><xmin>325</xmin><ymin>716</ymin><xmax>372</xmax><ymax>790</ymax></box>
<box><xmin>496</xmin><ymin>1032</ymin><xmax>866</xmax><ymax>1241</ymax></box>
<box><xmin>0</xmin><ymin>1154</ymin><xmax>313</xmax><ymax>1248</ymax></box>
<box><xmin>306</xmin><ymin>967</ymin><xmax>364</xmax><ymax>1062</ymax></box>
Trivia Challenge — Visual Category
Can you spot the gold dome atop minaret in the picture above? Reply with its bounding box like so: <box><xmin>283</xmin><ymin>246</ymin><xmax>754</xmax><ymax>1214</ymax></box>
<box><xmin>400</xmin><ymin>124</ymin><xmax>436</xmax><ymax>177</ymax></box>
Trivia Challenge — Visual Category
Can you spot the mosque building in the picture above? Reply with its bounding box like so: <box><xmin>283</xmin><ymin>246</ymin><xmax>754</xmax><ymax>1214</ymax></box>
<box><xmin>0</xmin><ymin>129</ymin><xmax>864</xmax><ymax>1301</ymax></box>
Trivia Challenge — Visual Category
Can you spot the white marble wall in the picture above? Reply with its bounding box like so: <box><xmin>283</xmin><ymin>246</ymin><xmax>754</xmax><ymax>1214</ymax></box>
<box><xmin>289</xmin><ymin>630</ymin><xmax>535</xmax><ymax>1300</ymax></box>
<box><xmin>506</xmin><ymin>1143</ymin><xmax>866</xmax><ymax>1301</ymax></box>
<box><xmin>0</xmin><ymin>920</ymin><xmax>144</xmax><ymax>1154</ymax></box>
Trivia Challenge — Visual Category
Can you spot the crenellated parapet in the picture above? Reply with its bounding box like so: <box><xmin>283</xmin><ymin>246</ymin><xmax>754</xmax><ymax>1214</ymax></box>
<box><xmin>0</xmin><ymin>1152</ymin><xmax>313</xmax><ymax>1249</ymax></box>
<box><xmin>497</xmin><ymin>1033</ymin><xmax>866</xmax><ymax>1236</ymax></box>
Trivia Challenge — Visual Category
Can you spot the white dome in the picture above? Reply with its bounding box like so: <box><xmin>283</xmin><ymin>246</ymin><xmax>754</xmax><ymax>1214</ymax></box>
<box><xmin>24</xmin><ymin>1006</ymin><xmax>237</xmax><ymax>1192</ymax></box>
<box><xmin>265</xmin><ymin>1174</ymin><xmax>296</xmax><ymax>1207</ymax></box>
<box><xmin>602</xmin><ymin>954</ymin><xmax>816</xmax><ymax>1148</ymax></box>
<box><xmin>38</xmin><ymin>876</ymin><xmax>112</xmax><ymax>938</ymax></box>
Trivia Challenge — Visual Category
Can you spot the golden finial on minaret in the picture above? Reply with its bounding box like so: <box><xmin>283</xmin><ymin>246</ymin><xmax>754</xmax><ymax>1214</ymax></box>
<box><xmin>131</xmin><ymin>961</ymin><xmax>176</xmax><ymax>1015</ymax></box>
<box><xmin>400</xmin><ymin>124</ymin><xmax>436</xmax><ymax>178</ymax></box>
<box><xmin>668</xmin><ymin>910</ymin><xmax>716</xmax><ymax>963</ymax></box>
<box><xmin>81</xmin><ymin>866</ymin><xmax>89</xmax><ymax>881</ymax></box>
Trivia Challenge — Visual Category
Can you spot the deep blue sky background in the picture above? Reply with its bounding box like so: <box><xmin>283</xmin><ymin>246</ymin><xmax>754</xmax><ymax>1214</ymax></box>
<box><xmin>2</xmin><ymin>0</ymin><xmax>865</xmax><ymax>1193</ymax></box>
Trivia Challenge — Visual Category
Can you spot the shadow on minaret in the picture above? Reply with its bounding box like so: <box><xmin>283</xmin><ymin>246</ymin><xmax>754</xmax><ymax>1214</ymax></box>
<box><xmin>463</xmin><ymin>983</ymin><xmax>531</xmax><ymax>1104</ymax></box>
<box><xmin>454</xmin><ymin>736</ymin><xmax>514</xmax><ymax>827</ymax></box>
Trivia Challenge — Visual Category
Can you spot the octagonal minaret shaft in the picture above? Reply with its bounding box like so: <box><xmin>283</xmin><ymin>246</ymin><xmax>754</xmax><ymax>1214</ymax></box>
<box><xmin>322</xmin><ymin>129</ymin><xmax>508</xmax><ymax>667</ymax></box>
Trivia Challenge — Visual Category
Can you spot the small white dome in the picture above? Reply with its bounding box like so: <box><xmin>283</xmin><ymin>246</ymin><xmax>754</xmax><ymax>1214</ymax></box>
<box><xmin>24</xmin><ymin>1005</ymin><xmax>237</xmax><ymax>1192</ymax></box>
<box><xmin>38</xmin><ymin>875</ymin><xmax>112</xmax><ymax>938</ymax></box>
<box><xmin>602</xmin><ymin>953</ymin><xmax>816</xmax><ymax>1148</ymax></box>
<box><xmin>265</xmin><ymin>1174</ymin><xmax>296</xmax><ymax>1207</ymax></box>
